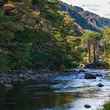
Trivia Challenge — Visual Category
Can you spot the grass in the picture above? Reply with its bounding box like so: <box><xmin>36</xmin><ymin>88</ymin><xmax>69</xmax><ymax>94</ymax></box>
<box><xmin>103</xmin><ymin>102</ymin><xmax>110</xmax><ymax>110</ymax></box>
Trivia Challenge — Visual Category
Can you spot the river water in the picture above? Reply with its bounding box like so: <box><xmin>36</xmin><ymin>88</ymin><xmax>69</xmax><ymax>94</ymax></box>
<box><xmin>1</xmin><ymin>69</ymin><xmax>110</xmax><ymax>110</ymax></box>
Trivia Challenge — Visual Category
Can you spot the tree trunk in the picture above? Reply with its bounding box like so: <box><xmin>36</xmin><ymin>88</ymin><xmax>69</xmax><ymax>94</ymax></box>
<box><xmin>88</xmin><ymin>41</ymin><xmax>91</xmax><ymax>63</ymax></box>
<box><xmin>96</xmin><ymin>41</ymin><xmax>99</xmax><ymax>61</ymax></box>
<box><xmin>93</xmin><ymin>40</ymin><xmax>96</xmax><ymax>63</ymax></box>
<box><xmin>104</xmin><ymin>40</ymin><xmax>106</xmax><ymax>59</ymax></box>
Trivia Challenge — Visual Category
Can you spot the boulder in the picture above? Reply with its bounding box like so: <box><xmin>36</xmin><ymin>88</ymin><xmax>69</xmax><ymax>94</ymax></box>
<box><xmin>79</xmin><ymin>69</ymin><xmax>86</xmax><ymax>73</ymax></box>
<box><xmin>96</xmin><ymin>74</ymin><xmax>103</xmax><ymax>77</ymax></box>
<box><xmin>85</xmin><ymin>73</ymin><xmax>96</xmax><ymax>79</ymax></box>
<box><xmin>0</xmin><ymin>0</ymin><xmax>4</xmax><ymax>6</ymax></box>
<box><xmin>4</xmin><ymin>84</ymin><xmax>12</xmax><ymax>88</ymax></box>
<box><xmin>97</xmin><ymin>83</ymin><xmax>104</xmax><ymax>87</ymax></box>
<box><xmin>84</xmin><ymin>104</ymin><xmax>91</xmax><ymax>109</ymax></box>
<box><xmin>84</xmin><ymin>61</ymin><xmax>109</xmax><ymax>69</ymax></box>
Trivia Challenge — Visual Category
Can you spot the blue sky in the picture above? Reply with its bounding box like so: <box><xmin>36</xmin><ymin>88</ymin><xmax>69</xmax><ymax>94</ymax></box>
<box><xmin>61</xmin><ymin>0</ymin><xmax>110</xmax><ymax>18</ymax></box>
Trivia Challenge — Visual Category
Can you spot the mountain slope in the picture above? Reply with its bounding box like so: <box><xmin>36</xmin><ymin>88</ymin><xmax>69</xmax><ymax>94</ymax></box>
<box><xmin>60</xmin><ymin>2</ymin><xmax>110</xmax><ymax>31</ymax></box>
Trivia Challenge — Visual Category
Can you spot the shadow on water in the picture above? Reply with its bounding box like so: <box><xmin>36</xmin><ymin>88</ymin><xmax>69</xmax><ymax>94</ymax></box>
<box><xmin>0</xmin><ymin>82</ymin><xmax>75</xmax><ymax>110</ymax></box>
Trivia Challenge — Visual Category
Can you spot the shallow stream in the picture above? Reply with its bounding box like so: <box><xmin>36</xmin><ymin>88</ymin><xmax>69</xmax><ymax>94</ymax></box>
<box><xmin>1</xmin><ymin>69</ymin><xmax>110</xmax><ymax>110</ymax></box>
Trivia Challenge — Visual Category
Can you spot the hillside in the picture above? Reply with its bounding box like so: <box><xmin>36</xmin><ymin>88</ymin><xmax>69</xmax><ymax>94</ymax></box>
<box><xmin>0</xmin><ymin>0</ymin><xmax>83</xmax><ymax>71</ymax></box>
<box><xmin>60</xmin><ymin>2</ymin><xmax>110</xmax><ymax>31</ymax></box>
<box><xmin>0</xmin><ymin>0</ymin><xmax>110</xmax><ymax>72</ymax></box>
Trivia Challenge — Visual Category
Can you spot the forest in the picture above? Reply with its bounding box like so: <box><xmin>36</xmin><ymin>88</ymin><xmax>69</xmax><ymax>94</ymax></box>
<box><xmin>0</xmin><ymin>0</ymin><xmax>110</xmax><ymax>72</ymax></box>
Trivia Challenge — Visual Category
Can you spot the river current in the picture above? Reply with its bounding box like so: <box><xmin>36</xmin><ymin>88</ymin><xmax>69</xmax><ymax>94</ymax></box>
<box><xmin>1</xmin><ymin>69</ymin><xmax>110</xmax><ymax>110</ymax></box>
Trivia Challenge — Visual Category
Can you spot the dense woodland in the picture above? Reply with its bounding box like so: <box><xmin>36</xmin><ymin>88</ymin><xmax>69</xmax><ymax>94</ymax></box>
<box><xmin>0</xmin><ymin>0</ymin><xmax>110</xmax><ymax>71</ymax></box>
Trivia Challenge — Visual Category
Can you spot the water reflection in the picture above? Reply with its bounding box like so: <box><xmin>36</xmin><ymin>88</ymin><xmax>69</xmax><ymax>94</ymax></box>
<box><xmin>0</xmin><ymin>86</ymin><xmax>75</xmax><ymax>110</ymax></box>
<box><xmin>1</xmin><ymin>69</ymin><xmax>110</xmax><ymax>110</ymax></box>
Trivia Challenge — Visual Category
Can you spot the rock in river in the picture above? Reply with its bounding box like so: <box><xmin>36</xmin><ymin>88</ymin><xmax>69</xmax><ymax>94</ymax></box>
<box><xmin>84</xmin><ymin>104</ymin><xmax>91</xmax><ymax>109</ymax></box>
<box><xmin>97</xmin><ymin>83</ymin><xmax>104</xmax><ymax>87</ymax></box>
<box><xmin>85</xmin><ymin>73</ymin><xmax>96</xmax><ymax>79</ymax></box>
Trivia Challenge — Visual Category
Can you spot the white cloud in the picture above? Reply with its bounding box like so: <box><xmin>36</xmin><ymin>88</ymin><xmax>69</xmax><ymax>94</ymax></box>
<box><xmin>61</xmin><ymin>0</ymin><xmax>110</xmax><ymax>18</ymax></box>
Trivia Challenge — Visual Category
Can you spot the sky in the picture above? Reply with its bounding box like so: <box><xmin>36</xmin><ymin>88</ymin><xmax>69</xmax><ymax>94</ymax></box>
<box><xmin>61</xmin><ymin>0</ymin><xmax>110</xmax><ymax>18</ymax></box>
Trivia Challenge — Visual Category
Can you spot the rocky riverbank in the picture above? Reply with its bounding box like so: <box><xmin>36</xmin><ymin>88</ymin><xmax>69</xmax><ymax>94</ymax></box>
<box><xmin>0</xmin><ymin>69</ymin><xmax>109</xmax><ymax>90</ymax></box>
<box><xmin>0</xmin><ymin>70</ymin><xmax>58</xmax><ymax>89</ymax></box>
<box><xmin>0</xmin><ymin>69</ymin><xmax>110</xmax><ymax>110</ymax></box>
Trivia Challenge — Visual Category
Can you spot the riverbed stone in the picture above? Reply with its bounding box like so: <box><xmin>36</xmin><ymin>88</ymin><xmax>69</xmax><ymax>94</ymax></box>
<box><xmin>85</xmin><ymin>73</ymin><xmax>96</xmax><ymax>79</ymax></box>
<box><xmin>97</xmin><ymin>83</ymin><xmax>104</xmax><ymax>87</ymax></box>
<box><xmin>84</xmin><ymin>104</ymin><xmax>91</xmax><ymax>109</ymax></box>
<box><xmin>4</xmin><ymin>84</ymin><xmax>13</xmax><ymax>90</ymax></box>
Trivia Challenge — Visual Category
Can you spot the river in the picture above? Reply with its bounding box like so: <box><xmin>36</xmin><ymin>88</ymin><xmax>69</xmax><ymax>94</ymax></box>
<box><xmin>1</xmin><ymin>69</ymin><xmax>110</xmax><ymax>110</ymax></box>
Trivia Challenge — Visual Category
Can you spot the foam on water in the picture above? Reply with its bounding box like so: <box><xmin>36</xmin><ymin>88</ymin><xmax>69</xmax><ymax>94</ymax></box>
<box><xmin>49</xmin><ymin>69</ymin><xmax>110</xmax><ymax>110</ymax></box>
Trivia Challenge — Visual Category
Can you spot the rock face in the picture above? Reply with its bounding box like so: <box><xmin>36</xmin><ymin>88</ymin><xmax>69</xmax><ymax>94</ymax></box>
<box><xmin>60</xmin><ymin>2</ymin><xmax>110</xmax><ymax>31</ymax></box>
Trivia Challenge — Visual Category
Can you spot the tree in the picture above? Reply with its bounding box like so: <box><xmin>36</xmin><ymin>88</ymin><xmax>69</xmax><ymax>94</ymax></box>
<box><xmin>82</xmin><ymin>31</ymin><xmax>102</xmax><ymax>63</ymax></box>
<box><xmin>102</xmin><ymin>28</ymin><xmax>110</xmax><ymax>64</ymax></box>
<box><xmin>0</xmin><ymin>0</ymin><xmax>86</xmax><ymax>71</ymax></box>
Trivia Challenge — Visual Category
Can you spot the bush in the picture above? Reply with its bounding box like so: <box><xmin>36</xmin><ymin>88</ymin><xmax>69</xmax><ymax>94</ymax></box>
<box><xmin>103</xmin><ymin>102</ymin><xmax>110</xmax><ymax>110</ymax></box>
